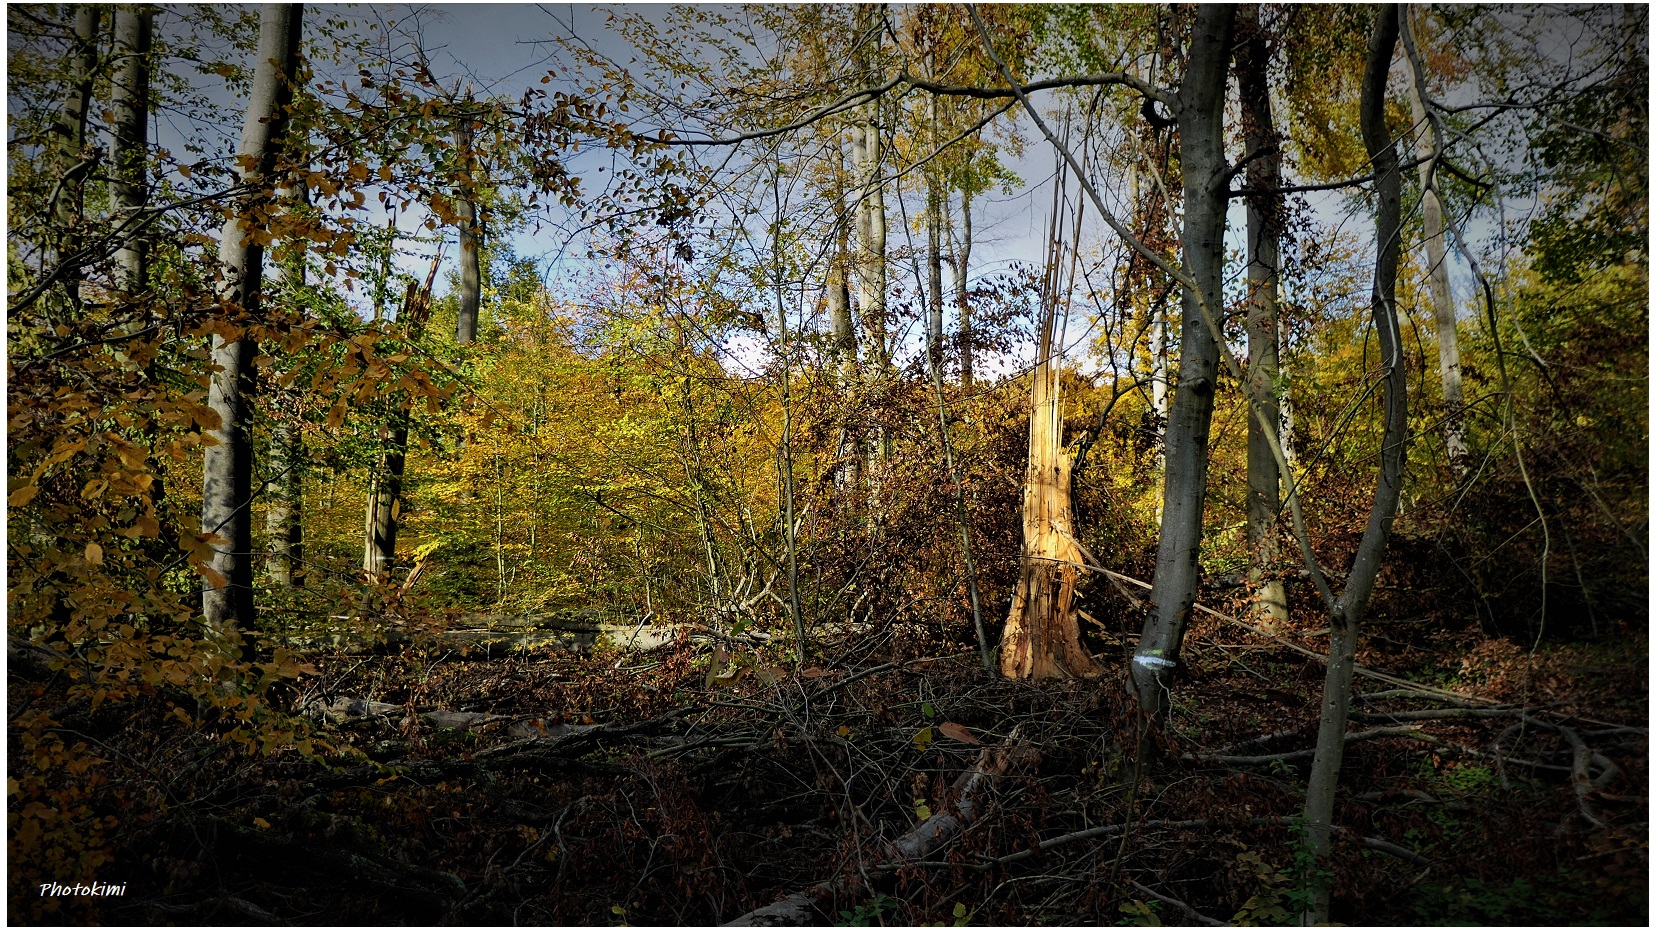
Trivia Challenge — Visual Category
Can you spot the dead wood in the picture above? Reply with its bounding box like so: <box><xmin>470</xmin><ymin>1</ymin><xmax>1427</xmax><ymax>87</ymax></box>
<box><xmin>724</xmin><ymin>732</ymin><xmax>1033</xmax><ymax>926</ymax></box>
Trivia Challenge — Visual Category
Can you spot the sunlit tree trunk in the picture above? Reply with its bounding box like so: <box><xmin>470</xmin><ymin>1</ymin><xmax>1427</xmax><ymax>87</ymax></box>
<box><xmin>203</xmin><ymin>3</ymin><xmax>303</xmax><ymax>636</ymax></box>
<box><xmin>1238</xmin><ymin>5</ymin><xmax>1289</xmax><ymax>628</ymax></box>
<box><xmin>999</xmin><ymin>286</ymin><xmax>1101</xmax><ymax>680</ymax></box>
<box><xmin>1132</xmin><ymin>5</ymin><xmax>1234</xmax><ymax>718</ymax></box>
<box><xmin>53</xmin><ymin>5</ymin><xmax>101</xmax><ymax>310</ymax></box>
<box><xmin>109</xmin><ymin>6</ymin><xmax>153</xmax><ymax>298</ymax></box>
<box><xmin>1402</xmin><ymin>9</ymin><xmax>1466</xmax><ymax>467</ymax></box>
<box><xmin>952</xmin><ymin>185</ymin><xmax>975</xmax><ymax>387</ymax></box>
<box><xmin>828</xmin><ymin>184</ymin><xmax>862</xmax><ymax>493</ymax></box>
<box><xmin>926</xmin><ymin>96</ymin><xmax>946</xmax><ymax>376</ymax></box>
<box><xmin>1303</xmin><ymin>7</ymin><xmax>1408</xmax><ymax>922</ymax></box>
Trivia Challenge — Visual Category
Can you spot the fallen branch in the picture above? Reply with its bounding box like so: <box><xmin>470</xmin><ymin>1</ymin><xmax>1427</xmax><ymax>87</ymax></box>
<box><xmin>1126</xmin><ymin>878</ymin><xmax>1228</xmax><ymax>926</ymax></box>
<box><xmin>725</xmin><ymin>730</ymin><xmax>1033</xmax><ymax>926</ymax></box>
<box><xmin>1187</xmin><ymin>726</ymin><xmax>1424</xmax><ymax>765</ymax></box>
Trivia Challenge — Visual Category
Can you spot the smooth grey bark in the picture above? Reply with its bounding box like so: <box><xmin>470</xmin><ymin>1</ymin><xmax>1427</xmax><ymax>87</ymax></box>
<box><xmin>827</xmin><ymin>163</ymin><xmax>862</xmax><ymax>493</ymax></box>
<box><xmin>1402</xmin><ymin>9</ymin><xmax>1467</xmax><ymax>467</ymax></box>
<box><xmin>1302</xmin><ymin>6</ymin><xmax>1408</xmax><ymax>923</ymax></box>
<box><xmin>925</xmin><ymin>95</ymin><xmax>946</xmax><ymax>376</ymax></box>
<box><xmin>53</xmin><ymin>5</ymin><xmax>101</xmax><ymax>308</ymax></box>
<box><xmin>109</xmin><ymin>6</ymin><xmax>153</xmax><ymax>297</ymax></box>
<box><xmin>202</xmin><ymin>4</ymin><xmax>303</xmax><ymax>636</ymax></box>
<box><xmin>452</xmin><ymin>93</ymin><xmax>482</xmax><ymax>345</ymax></box>
<box><xmin>1237</xmin><ymin>5</ymin><xmax>1289</xmax><ymax>627</ymax></box>
<box><xmin>952</xmin><ymin>186</ymin><xmax>975</xmax><ymax>387</ymax></box>
<box><xmin>1131</xmin><ymin>5</ymin><xmax>1235</xmax><ymax>718</ymax></box>
<box><xmin>852</xmin><ymin>120</ymin><xmax>889</xmax><ymax>373</ymax></box>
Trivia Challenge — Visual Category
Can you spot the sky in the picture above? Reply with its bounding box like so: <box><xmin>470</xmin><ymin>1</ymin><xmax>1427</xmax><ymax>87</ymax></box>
<box><xmin>95</xmin><ymin>3</ymin><xmax>1599</xmax><ymax>378</ymax></box>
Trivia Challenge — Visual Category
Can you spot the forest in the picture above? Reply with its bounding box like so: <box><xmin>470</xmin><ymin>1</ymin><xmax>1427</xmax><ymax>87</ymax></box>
<box><xmin>5</xmin><ymin>2</ymin><xmax>1647</xmax><ymax>925</ymax></box>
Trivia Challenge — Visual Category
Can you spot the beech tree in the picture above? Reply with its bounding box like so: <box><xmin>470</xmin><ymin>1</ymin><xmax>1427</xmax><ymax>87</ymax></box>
<box><xmin>202</xmin><ymin>3</ymin><xmax>303</xmax><ymax>637</ymax></box>
<box><xmin>1300</xmin><ymin>6</ymin><xmax>1409</xmax><ymax>920</ymax></box>
<box><xmin>1128</xmin><ymin>5</ymin><xmax>1235</xmax><ymax>715</ymax></box>
<box><xmin>1236</xmin><ymin>5</ymin><xmax>1290</xmax><ymax>627</ymax></box>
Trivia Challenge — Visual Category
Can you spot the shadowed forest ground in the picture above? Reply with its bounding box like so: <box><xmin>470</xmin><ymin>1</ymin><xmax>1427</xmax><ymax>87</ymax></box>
<box><xmin>12</xmin><ymin>569</ymin><xmax>1646</xmax><ymax>926</ymax></box>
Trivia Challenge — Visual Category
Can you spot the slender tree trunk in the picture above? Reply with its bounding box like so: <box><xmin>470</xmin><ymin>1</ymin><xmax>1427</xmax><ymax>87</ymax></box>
<box><xmin>363</xmin><ymin>264</ymin><xmax>439</xmax><ymax>588</ymax></box>
<box><xmin>1402</xmin><ymin>9</ymin><xmax>1466</xmax><ymax>467</ymax></box>
<box><xmin>265</xmin><ymin>182</ymin><xmax>310</xmax><ymax>589</ymax></box>
<box><xmin>266</xmin><ymin>422</ymin><xmax>302</xmax><ymax>586</ymax></box>
<box><xmin>53</xmin><ymin>5</ymin><xmax>101</xmax><ymax>310</ymax></box>
<box><xmin>1238</xmin><ymin>6</ymin><xmax>1289</xmax><ymax>628</ymax></box>
<box><xmin>853</xmin><ymin>119</ymin><xmax>889</xmax><ymax>377</ymax></box>
<box><xmin>453</xmin><ymin>93</ymin><xmax>482</xmax><ymax>345</ymax></box>
<box><xmin>926</xmin><ymin>97</ymin><xmax>946</xmax><ymax>376</ymax></box>
<box><xmin>109</xmin><ymin>6</ymin><xmax>153</xmax><ymax>298</ymax></box>
<box><xmin>1131</xmin><ymin>5</ymin><xmax>1234</xmax><ymax>718</ymax></box>
<box><xmin>362</xmin><ymin>422</ymin><xmax>407</xmax><ymax>579</ymax></box>
<box><xmin>202</xmin><ymin>4</ymin><xmax>303</xmax><ymax>638</ymax></box>
<box><xmin>828</xmin><ymin>169</ymin><xmax>862</xmax><ymax>493</ymax></box>
<box><xmin>952</xmin><ymin>186</ymin><xmax>975</xmax><ymax>388</ymax></box>
<box><xmin>1303</xmin><ymin>7</ymin><xmax>1408</xmax><ymax>922</ymax></box>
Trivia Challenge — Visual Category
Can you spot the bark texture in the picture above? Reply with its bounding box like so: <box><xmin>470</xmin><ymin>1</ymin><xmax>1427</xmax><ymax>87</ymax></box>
<box><xmin>1131</xmin><ymin>5</ymin><xmax>1234</xmax><ymax>716</ymax></box>
<box><xmin>53</xmin><ymin>5</ymin><xmax>101</xmax><ymax>308</ymax></box>
<box><xmin>202</xmin><ymin>4</ymin><xmax>303</xmax><ymax>635</ymax></box>
<box><xmin>265</xmin><ymin>423</ymin><xmax>303</xmax><ymax>586</ymax></box>
<box><xmin>1237</xmin><ymin>6</ymin><xmax>1289</xmax><ymax>627</ymax></box>
<box><xmin>1302</xmin><ymin>6</ymin><xmax>1409</xmax><ymax>922</ymax></box>
<box><xmin>109</xmin><ymin>6</ymin><xmax>154</xmax><ymax>297</ymax></box>
<box><xmin>452</xmin><ymin>93</ymin><xmax>482</xmax><ymax>345</ymax></box>
<box><xmin>1402</xmin><ymin>9</ymin><xmax>1467</xmax><ymax>466</ymax></box>
<box><xmin>999</xmin><ymin>289</ymin><xmax>1101</xmax><ymax>680</ymax></box>
<box><xmin>953</xmin><ymin>186</ymin><xmax>975</xmax><ymax>387</ymax></box>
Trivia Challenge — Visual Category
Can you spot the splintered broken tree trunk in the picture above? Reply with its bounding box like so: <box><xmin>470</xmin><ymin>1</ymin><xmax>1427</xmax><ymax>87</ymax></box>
<box><xmin>999</xmin><ymin>285</ymin><xmax>1100</xmax><ymax>680</ymax></box>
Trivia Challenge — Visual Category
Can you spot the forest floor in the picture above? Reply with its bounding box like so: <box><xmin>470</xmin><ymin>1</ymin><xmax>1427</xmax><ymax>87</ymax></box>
<box><xmin>12</xmin><ymin>595</ymin><xmax>1648</xmax><ymax>926</ymax></box>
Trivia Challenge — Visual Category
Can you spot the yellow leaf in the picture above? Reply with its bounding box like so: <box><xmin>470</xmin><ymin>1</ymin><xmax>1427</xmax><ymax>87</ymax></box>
<box><xmin>8</xmin><ymin>485</ymin><xmax>38</xmax><ymax>507</ymax></box>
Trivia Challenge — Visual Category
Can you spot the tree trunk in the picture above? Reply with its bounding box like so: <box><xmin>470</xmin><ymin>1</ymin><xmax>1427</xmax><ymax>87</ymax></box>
<box><xmin>53</xmin><ymin>5</ymin><xmax>101</xmax><ymax>310</ymax></box>
<box><xmin>453</xmin><ymin>93</ymin><xmax>482</xmax><ymax>345</ymax></box>
<box><xmin>853</xmin><ymin>115</ymin><xmax>888</xmax><ymax>377</ymax></box>
<box><xmin>202</xmin><ymin>4</ymin><xmax>303</xmax><ymax>637</ymax></box>
<box><xmin>1303</xmin><ymin>6</ymin><xmax>1408</xmax><ymax>922</ymax></box>
<box><xmin>926</xmin><ymin>95</ymin><xmax>946</xmax><ymax>377</ymax></box>
<box><xmin>1402</xmin><ymin>9</ymin><xmax>1467</xmax><ymax>467</ymax></box>
<box><xmin>1237</xmin><ymin>6</ymin><xmax>1289</xmax><ymax>628</ymax></box>
<box><xmin>1131</xmin><ymin>5</ymin><xmax>1234</xmax><ymax>717</ymax></box>
<box><xmin>953</xmin><ymin>186</ymin><xmax>975</xmax><ymax>387</ymax></box>
<box><xmin>266</xmin><ymin>423</ymin><xmax>303</xmax><ymax>587</ymax></box>
<box><xmin>999</xmin><ymin>247</ymin><xmax>1101</xmax><ymax>680</ymax></box>
<box><xmin>109</xmin><ymin>6</ymin><xmax>153</xmax><ymax>298</ymax></box>
<box><xmin>828</xmin><ymin>166</ymin><xmax>861</xmax><ymax>493</ymax></box>
<box><xmin>362</xmin><ymin>422</ymin><xmax>408</xmax><ymax>579</ymax></box>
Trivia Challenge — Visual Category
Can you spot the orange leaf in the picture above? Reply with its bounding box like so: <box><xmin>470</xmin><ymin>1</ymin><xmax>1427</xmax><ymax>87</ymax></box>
<box><xmin>938</xmin><ymin>722</ymin><xmax>980</xmax><ymax>745</ymax></box>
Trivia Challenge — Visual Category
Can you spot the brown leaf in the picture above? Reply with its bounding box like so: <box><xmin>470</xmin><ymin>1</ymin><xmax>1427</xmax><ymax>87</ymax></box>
<box><xmin>938</xmin><ymin>722</ymin><xmax>980</xmax><ymax>745</ymax></box>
